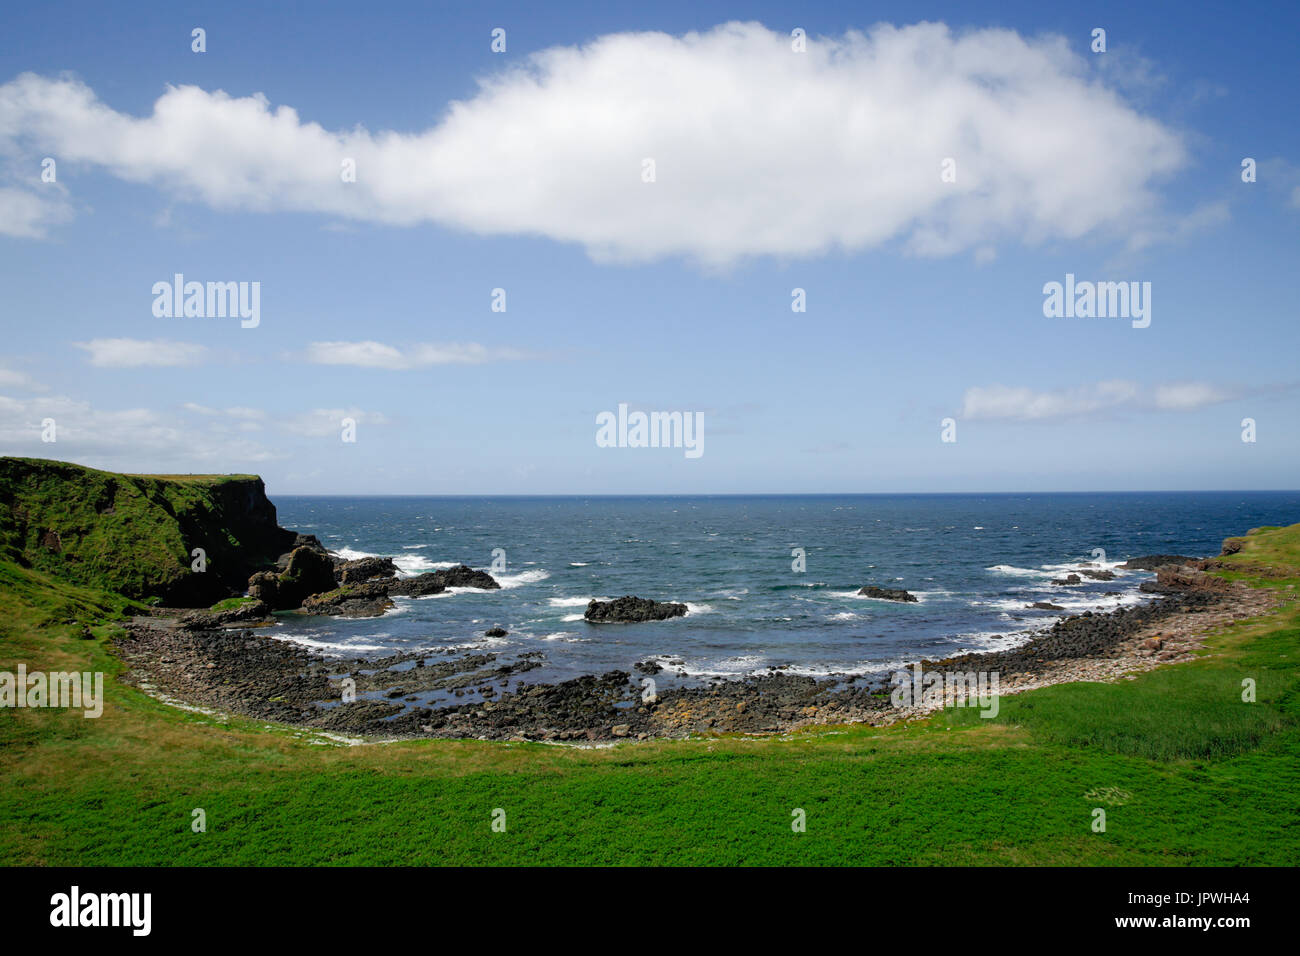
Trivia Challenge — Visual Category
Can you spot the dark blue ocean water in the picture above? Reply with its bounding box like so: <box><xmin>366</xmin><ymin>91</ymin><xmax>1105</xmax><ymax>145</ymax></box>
<box><xmin>270</xmin><ymin>492</ymin><xmax>1299</xmax><ymax>687</ymax></box>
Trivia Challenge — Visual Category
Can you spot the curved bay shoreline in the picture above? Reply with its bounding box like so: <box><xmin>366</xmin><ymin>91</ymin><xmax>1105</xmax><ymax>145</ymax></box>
<box><xmin>115</xmin><ymin>556</ymin><xmax>1279</xmax><ymax>744</ymax></box>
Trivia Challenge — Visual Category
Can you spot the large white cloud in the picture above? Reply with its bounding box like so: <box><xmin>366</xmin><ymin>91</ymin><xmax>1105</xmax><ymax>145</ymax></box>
<box><xmin>0</xmin><ymin>22</ymin><xmax>1186</xmax><ymax>263</ymax></box>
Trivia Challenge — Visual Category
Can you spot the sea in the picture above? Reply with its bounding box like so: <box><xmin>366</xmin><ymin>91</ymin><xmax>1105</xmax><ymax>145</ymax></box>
<box><xmin>269</xmin><ymin>492</ymin><xmax>1300</xmax><ymax>688</ymax></box>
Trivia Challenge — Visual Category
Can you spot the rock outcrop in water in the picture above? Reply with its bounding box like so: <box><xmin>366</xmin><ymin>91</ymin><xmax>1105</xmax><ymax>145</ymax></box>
<box><xmin>287</xmin><ymin>563</ymin><xmax>500</xmax><ymax>614</ymax></box>
<box><xmin>338</xmin><ymin>556</ymin><xmax>397</xmax><ymax>584</ymax></box>
<box><xmin>299</xmin><ymin>582</ymin><xmax>395</xmax><ymax>618</ymax></box>
<box><xmin>432</xmin><ymin>564</ymin><xmax>500</xmax><ymax>590</ymax></box>
<box><xmin>1077</xmin><ymin>568</ymin><xmax>1116</xmax><ymax>581</ymax></box>
<box><xmin>857</xmin><ymin>586</ymin><xmax>918</xmax><ymax>603</ymax></box>
<box><xmin>249</xmin><ymin>546</ymin><xmax>339</xmax><ymax>610</ymax></box>
<box><xmin>585</xmin><ymin>596</ymin><xmax>687</xmax><ymax>622</ymax></box>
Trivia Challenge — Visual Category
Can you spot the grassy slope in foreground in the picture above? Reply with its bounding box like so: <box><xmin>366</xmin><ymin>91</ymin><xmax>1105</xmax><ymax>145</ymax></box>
<box><xmin>1</xmin><ymin>524</ymin><xmax>1298</xmax><ymax>865</ymax></box>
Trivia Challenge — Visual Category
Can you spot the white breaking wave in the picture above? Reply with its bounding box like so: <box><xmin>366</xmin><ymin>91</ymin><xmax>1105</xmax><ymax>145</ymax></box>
<box><xmin>667</xmin><ymin>654</ymin><xmax>768</xmax><ymax>678</ymax></box>
<box><xmin>332</xmin><ymin>545</ymin><xmax>457</xmax><ymax>578</ymax></box>
<box><xmin>393</xmin><ymin>555</ymin><xmax>459</xmax><ymax>575</ymax></box>
<box><xmin>270</xmin><ymin>634</ymin><xmax>389</xmax><ymax>656</ymax></box>
<box><xmin>986</xmin><ymin>564</ymin><xmax>1054</xmax><ymax>577</ymax></box>
<box><xmin>335</xmin><ymin>546</ymin><xmax>377</xmax><ymax>561</ymax></box>
<box><xmin>495</xmin><ymin>569</ymin><xmax>551</xmax><ymax>589</ymax></box>
<box><xmin>548</xmin><ymin>595</ymin><xmax>605</xmax><ymax>608</ymax></box>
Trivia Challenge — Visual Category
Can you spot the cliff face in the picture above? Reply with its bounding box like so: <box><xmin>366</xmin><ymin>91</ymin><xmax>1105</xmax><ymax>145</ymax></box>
<box><xmin>0</xmin><ymin>457</ymin><xmax>298</xmax><ymax>606</ymax></box>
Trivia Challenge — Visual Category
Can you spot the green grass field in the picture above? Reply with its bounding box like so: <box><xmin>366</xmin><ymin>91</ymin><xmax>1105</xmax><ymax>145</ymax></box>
<box><xmin>2</xmin><ymin>526</ymin><xmax>1298</xmax><ymax>866</ymax></box>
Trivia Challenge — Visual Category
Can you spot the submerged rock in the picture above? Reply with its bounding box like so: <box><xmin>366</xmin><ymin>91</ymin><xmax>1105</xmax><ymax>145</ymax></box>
<box><xmin>585</xmin><ymin>596</ymin><xmax>687</xmax><ymax>623</ymax></box>
<box><xmin>856</xmin><ymin>585</ymin><xmax>918</xmax><ymax>603</ymax></box>
<box><xmin>1078</xmin><ymin>569</ymin><xmax>1116</xmax><ymax>581</ymax></box>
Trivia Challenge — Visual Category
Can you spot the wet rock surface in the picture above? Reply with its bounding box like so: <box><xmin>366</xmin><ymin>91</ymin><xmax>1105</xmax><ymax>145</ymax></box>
<box><xmin>585</xmin><ymin>595</ymin><xmax>688</xmax><ymax>622</ymax></box>
<box><xmin>337</xmin><ymin>556</ymin><xmax>398</xmax><ymax>584</ymax></box>
<box><xmin>857</xmin><ymin>586</ymin><xmax>918</xmax><ymax>602</ymax></box>
<box><xmin>1121</xmin><ymin>554</ymin><xmax>1199</xmax><ymax>571</ymax></box>
<box><xmin>177</xmin><ymin>600</ymin><xmax>274</xmax><ymax>629</ymax></box>
<box><xmin>299</xmin><ymin>583</ymin><xmax>395</xmax><ymax>618</ymax></box>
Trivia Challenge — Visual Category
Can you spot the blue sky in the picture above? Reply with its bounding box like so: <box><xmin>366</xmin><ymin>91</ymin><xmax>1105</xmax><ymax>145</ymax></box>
<box><xmin>0</xmin><ymin>0</ymin><xmax>1296</xmax><ymax>493</ymax></box>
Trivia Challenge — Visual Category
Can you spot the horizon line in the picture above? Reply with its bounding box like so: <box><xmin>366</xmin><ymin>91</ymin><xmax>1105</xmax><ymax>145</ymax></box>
<box><xmin>267</xmin><ymin>489</ymin><xmax>1300</xmax><ymax>498</ymax></box>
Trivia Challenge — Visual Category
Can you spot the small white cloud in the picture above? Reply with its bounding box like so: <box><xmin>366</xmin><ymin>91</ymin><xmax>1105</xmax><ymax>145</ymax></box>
<box><xmin>75</xmin><ymin>338</ymin><xmax>208</xmax><ymax>368</ymax></box>
<box><xmin>1153</xmin><ymin>382</ymin><xmax>1234</xmax><ymax>410</ymax></box>
<box><xmin>224</xmin><ymin>406</ymin><xmax>265</xmax><ymax>420</ymax></box>
<box><xmin>961</xmin><ymin>379</ymin><xmax>1249</xmax><ymax>422</ymax></box>
<box><xmin>962</xmin><ymin>381</ymin><xmax>1139</xmax><ymax>421</ymax></box>
<box><xmin>303</xmin><ymin>340</ymin><xmax>533</xmax><ymax>369</ymax></box>
<box><xmin>182</xmin><ymin>402</ymin><xmax>266</xmax><ymax>420</ymax></box>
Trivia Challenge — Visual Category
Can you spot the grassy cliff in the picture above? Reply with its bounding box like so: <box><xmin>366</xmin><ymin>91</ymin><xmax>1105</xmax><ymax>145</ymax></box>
<box><xmin>0</xmin><ymin>457</ymin><xmax>296</xmax><ymax>606</ymax></box>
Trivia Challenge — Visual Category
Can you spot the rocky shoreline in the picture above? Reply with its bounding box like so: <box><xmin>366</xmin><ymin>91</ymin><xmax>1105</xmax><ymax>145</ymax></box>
<box><xmin>114</xmin><ymin>548</ymin><xmax>1278</xmax><ymax>744</ymax></box>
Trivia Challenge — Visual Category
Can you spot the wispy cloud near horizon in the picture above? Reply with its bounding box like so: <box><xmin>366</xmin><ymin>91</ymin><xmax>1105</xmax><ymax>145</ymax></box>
<box><xmin>301</xmin><ymin>341</ymin><xmax>538</xmax><ymax>369</ymax></box>
<box><xmin>961</xmin><ymin>380</ymin><xmax>1250</xmax><ymax>422</ymax></box>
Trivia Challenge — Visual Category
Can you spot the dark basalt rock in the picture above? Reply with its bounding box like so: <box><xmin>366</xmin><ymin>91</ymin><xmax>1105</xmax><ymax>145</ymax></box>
<box><xmin>1029</xmin><ymin>602</ymin><xmax>1065</xmax><ymax>611</ymax></box>
<box><xmin>1121</xmin><ymin>554</ymin><xmax>1200</xmax><ymax>571</ymax></box>
<box><xmin>484</xmin><ymin>627</ymin><xmax>508</xmax><ymax>637</ymax></box>
<box><xmin>337</xmin><ymin>556</ymin><xmax>398</xmax><ymax>585</ymax></box>
<box><xmin>1139</xmin><ymin>565</ymin><xmax>1233</xmax><ymax>595</ymax></box>
<box><xmin>585</xmin><ymin>596</ymin><xmax>687</xmax><ymax>623</ymax></box>
<box><xmin>432</xmin><ymin>565</ymin><xmax>501</xmax><ymax>590</ymax></box>
<box><xmin>275</xmin><ymin>533</ymin><xmax>330</xmax><ymax>570</ymax></box>
<box><xmin>300</xmin><ymin>582</ymin><xmax>394</xmax><ymax>618</ymax></box>
<box><xmin>634</xmin><ymin>660</ymin><xmax>664</xmax><ymax>675</ymax></box>
<box><xmin>856</xmin><ymin>586</ymin><xmax>918</xmax><ymax>603</ymax></box>
<box><xmin>388</xmin><ymin>574</ymin><xmax>448</xmax><ymax>597</ymax></box>
<box><xmin>249</xmin><ymin>546</ymin><xmax>339</xmax><ymax>610</ymax></box>
<box><xmin>1052</xmin><ymin>574</ymin><xmax>1082</xmax><ymax>586</ymax></box>
<box><xmin>178</xmin><ymin>599</ymin><xmax>273</xmax><ymax>629</ymax></box>
<box><xmin>1078</xmin><ymin>569</ymin><xmax>1116</xmax><ymax>581</ymax></box>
